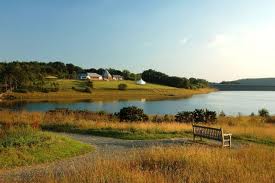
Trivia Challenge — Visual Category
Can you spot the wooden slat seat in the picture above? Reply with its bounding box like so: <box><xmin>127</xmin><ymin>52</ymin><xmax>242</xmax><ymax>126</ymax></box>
<box><xmin>192</xmin><ymin>124</ymin><xmax>232</xmax><ymax>147</ymax></box>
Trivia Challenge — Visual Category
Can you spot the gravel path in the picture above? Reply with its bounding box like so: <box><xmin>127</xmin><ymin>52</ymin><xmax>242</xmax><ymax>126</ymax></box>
<box><xmin>0</xmin><ymin>133</ymin><xmax>192</xmax><ymax>183</ymax></box>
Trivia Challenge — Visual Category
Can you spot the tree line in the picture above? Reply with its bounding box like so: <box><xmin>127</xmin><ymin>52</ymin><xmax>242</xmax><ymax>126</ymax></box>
<box><xmin>141</xmin><ymin>69</ymin><xmax>208</xmax><ymax>89</ymax></box>
<box><xmin>0</xmin><ymin>61</ymin><xmax>209</xmax><ymax>92</ymax></box>
<box><xmin>0</xmin><ymin>61</ymin><xmax>140</xmax><ymax>92</ymax></box>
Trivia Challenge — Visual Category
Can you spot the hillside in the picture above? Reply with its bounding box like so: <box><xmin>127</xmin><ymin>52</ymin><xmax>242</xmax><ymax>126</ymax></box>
<box><xmin>211</xmin><ymin>77</ymin><xmax>275</xmax><ymax>91</ymax></box>
<box><xmin>235</xmin><ymin>78</ymin><xmax>275</xmax><ymax>86</ymax></box>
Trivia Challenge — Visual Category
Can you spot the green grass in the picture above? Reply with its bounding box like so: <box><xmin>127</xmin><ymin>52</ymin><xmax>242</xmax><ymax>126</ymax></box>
<box><xmin>0</xmin><ymin>127</ymin><xmax>93</xmax><ymax>169</ymax></box>
<box><xmin>8</xmin><ymin>79</ymin><xmax>214</xmax><ymax>101</ymax></box>
<box><xmin>233</xmin><ymin>135</ymin><xmax>275</xmax><ymax>146</ymax></box>
<box><xmin>56</xmin><ymin>79</ymin><xmax>87</xmax><ymax>91</ymax></box>
<box><xmin>92</xmin><ymin>80</ymin><xmax>176</xmax><ymax>90</ymax></box>
<box><xmin>41</xmin><ymin>124</ymin><xmax>189</xmax><ymax>140</ymax></box>
<box><xmin>55</xmin><ymin>79</ymin><xmax>175</xmax><ymax>91</ymax></box>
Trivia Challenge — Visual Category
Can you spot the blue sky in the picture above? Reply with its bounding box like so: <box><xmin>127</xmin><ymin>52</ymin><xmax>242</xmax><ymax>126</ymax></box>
<box><xmin>1</xmin><ymin>0</ymin><xmax>275</xmax><ymax>82</ymax></box>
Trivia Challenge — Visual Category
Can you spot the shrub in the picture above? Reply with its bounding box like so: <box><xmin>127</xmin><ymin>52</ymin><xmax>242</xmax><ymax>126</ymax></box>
<box><xmin>204</xmin><ymin>109</ymin><xmax>217</xmax><ymax>122</ymax></box>
<box><xmin>118</xmin><ymin>106</ymin><xmax>148</xmax><ymax>122</ymax></box>
<box><xmin>258</xmin><ymin>108</ymin><xmax>270</xmax><ymax>118</ymax></box>
<box><xmin>118</xmin><ymin>83</ymin><xmax>128</xmax><ymax>90</ymax></box>
<box><xmin>87</xmin><ymin>81</ymin><xmax>94</xmax><ymax>89</ymax></box>
<box><xmin>84</xmin><ymin>87</ymin><xmax>92</xmax><ymax>93</ymax></box>
<box><xmin>72</xmin><ymin>86</ymin><xmax>92</xmax><ymax>93</ymax></box>
<box><xmin>219</xmin><ymin>111</ymin><xmax>226</xmax><ymax>117</ymax></box>
<box><xmin>152</xmin><ymin>114</ymin><xmax>174</xmax><ymax>123</ymax></box>
<box><xmin>175</xmin><ymin>109</ymin><xmax>217</xmax><ymax>123</ymax></box>
<box><xmin>175</xmin><ymin>111</ymin><xmax>193</xmax><ymax>122</ymax></box>
<box><xmin>14</xmin><ymin>88</ymin><xmax>28</xmax><ymax>93</ymax></box>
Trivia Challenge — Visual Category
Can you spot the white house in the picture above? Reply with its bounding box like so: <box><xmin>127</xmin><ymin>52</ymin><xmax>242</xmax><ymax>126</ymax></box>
<box><xmin>112</xmin><ymin>75</ymin><xmax>123</xmax><ymax>80</ymax></box>
<box><xmin>87</xmin><ymin>73</ymin><xmax>103</xmax><ymax>80</ymax></box>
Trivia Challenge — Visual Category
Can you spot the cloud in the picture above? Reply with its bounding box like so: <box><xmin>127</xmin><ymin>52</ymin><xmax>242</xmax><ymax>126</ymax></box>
<box><xmin>207</xmin><ymin>34</ymin><xmax>231</xmax><ymax>48</ymax></box>
<box><xmin>179</xmin><ymin>38</ymin><xmax>189</xmax><ymax>45</ymax></box>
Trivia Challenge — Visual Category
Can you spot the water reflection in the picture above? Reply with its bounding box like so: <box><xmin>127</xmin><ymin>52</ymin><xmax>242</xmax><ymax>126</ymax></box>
<box><xmin>1</xmin><ymin>91</ymin><xmax>275</xmax><ymax>115</ymax></box>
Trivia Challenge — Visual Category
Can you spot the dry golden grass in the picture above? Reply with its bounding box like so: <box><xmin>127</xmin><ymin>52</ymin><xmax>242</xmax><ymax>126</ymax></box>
<box><xmin>10</xmin><ymin>145</ymin><xmax>275</xmax><ymax>183</ymax></box>
<box><xmin>0</xmin><ymin>110</ymin><xmax>274</xmax><ymax>183</ymax></box>
<box><xmin>0</xmin><ymin>110</ymin><xmax>274</xmax><ymax>143</ymax></box>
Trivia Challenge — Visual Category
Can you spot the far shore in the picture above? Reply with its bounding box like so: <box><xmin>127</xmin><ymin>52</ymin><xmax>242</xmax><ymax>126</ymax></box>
<box><xmin>0</xmin><ymin>87</ymin><xmax>215</xmax><ymax>103</ymax></box>
<box><xmin>0</xmin><ymin>79</ymin><xmax>215</xmax><ymax>103</ymax></box>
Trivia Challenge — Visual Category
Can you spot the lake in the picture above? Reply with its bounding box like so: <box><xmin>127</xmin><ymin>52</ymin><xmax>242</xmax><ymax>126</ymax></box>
<box><xmin>1</xmin><ymin>91</ymin><xmax>275</xmax><ymax>115</ymax></box>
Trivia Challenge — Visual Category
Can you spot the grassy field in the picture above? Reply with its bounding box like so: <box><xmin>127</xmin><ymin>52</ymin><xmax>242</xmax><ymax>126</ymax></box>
<box><xmin>0</xmin><ymin>126</ymin><xmax>93</xmax><ymax>169</ymax></box>
<box><xmin>6</xmin><ymin>145</ymin><xmax>274</xmax><ymax>183</ymax></box>
<box><xmin>0</xmin><ymin>110</ymin><xmax>274</xmax><ymax>183</ymax></box>
<box><xmin>3</xmin><ymin>79</ymin><xmax>215</xmax><ymax>101</ymax></box>
<box><xmin>0</xmin><ymin>110</ymin><xmax>274</xmax><ymax>145</ymax></box>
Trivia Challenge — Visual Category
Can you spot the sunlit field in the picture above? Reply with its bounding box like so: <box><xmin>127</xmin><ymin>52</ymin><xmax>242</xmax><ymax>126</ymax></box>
<box><xmin>2</xmin><ymin>145</ymin><xmax>274</xmax><ymax>183</ymax></box>
<box><xmin>0</xmin><ymin>110</ymin><xmax>274</xmax><ymax>144</ymax></box>
<box><xmin>5</xmin><ymin>79</ymin><xmax>214</xmax><ymax>102</ymax></box>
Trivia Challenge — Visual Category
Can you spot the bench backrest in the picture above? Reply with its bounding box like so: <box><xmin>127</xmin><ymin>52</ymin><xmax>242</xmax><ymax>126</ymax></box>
<box><xmin>192</xmin><ymin>124</ymin><xmax>223</xmax><ymax>141</ymax></box>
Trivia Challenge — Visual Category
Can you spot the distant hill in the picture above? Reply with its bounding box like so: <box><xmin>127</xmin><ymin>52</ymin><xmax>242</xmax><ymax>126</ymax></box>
<box><xmin>211</xmin><ymin>78</ymin><xmax>275</xmax><ymax>91</ymax></box>
<box><xmin>231</xmin><ymin>78</ymin><xmax>275</xmax><ymax>86</ymax></box>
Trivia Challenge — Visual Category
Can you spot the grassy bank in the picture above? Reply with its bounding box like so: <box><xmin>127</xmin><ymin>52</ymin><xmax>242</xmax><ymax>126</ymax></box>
<box><xmin>0</xmin><ymin>127</ymin><xmax>93</xmax><ymax>169</ymax></box>
<box><xmin>0</xmin><ymin>110</ymin><xmax>274</xmax><ymax>145</ymax></box>
<box><xmin>2</xmin><ymin>80</ymin><xmax>215</xmax><ymax>101</ymax></box>
<box><xmin>7</xmin><ymin>145</ymin><xmax>274</xmax><ymax>183</ymax></box>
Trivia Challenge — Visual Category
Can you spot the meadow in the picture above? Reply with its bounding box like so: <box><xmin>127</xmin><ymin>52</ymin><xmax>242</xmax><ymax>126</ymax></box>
<box><xmin>0</xmin><ymin>110</ymin><xmax>274</xmax><ymax>145</ymax></box>
<box><xmin>1</xmin><ymin>145</ymin><xmax>274</xmax><ymax>183</ymax></box>
<box><xmin>0</xmin><ymin>109</ymin><xmax>274</xmax><ymax>182</ymax></box>
<box><xmin>5</xmin><ymin>79</ymin><xmax>214</xmax><ymax>101</ymax></box>
<box><xmin>0</xmin><ymin>126</ymin><xmax>93</xmax><ymax>169</ymax></box>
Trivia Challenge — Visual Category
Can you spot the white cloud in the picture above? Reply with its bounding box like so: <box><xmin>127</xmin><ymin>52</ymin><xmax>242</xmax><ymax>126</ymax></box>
<box><xmin>207</xmin><ymin>34</ymin><xmax>232</xmax><ymax>48</ymax></box>
<box><xmin>179</xmin><ymin>38</ymin><xmax>189</xmax><ymax>45</ymax></box>
<box><xmin>205</xmin><ymin>24</ymin><xmax>275</xmax><ymax>81</ymax></box>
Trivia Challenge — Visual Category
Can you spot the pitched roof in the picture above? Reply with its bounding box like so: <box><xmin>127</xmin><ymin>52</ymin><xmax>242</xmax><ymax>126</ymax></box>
<box><xmin>88</xmin><ymin>73</ymin><xmax>102</xmax><ymax>77</ymax></box>
<box><xmin>103</xmin><ymin>69</ymin><xmax>112</xmax><ymax>78</ymax></box>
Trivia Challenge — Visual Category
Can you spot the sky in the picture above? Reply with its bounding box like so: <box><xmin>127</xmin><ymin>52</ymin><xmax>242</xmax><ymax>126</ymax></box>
<box><xmin>0</xmin><ymin>0</ymin><xmax>275</xmax><ymax>82</ymax></box>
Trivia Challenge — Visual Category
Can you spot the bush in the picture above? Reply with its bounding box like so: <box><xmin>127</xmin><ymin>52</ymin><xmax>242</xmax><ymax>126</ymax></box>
<box><xmin>118</xmin><ymin>106</ymin><xmax>148</xmax><ymax>122</ymax></box>
<box><xmin>175</xmin><ymin>109</ymin><xmax>217</xmax><ymax>123</ymax></box>
<box><xmin>152</xmin><ymin>114</ymin><xmax>174</xmax><ymax>123</ymax></box>
<box><xmin>175</xmin><ymin>111</ymin><xmax>193</xmax><ymax>122</ymax></box>
<box><xmin>258</xmin><ymin>108</ymin><xmax>270</xmax><ymax>118</ymax></box>
<box><xmin>72</xmin><ymin>86</ymin><xmax>92</xmax><ymax>93</ymax></box>
<box><xmin>219</xmin><ymin>111</ymin><xmax>226</xmax><ymax>117</ymax></box>
<box><xmin>14</xmin><ymin>88</ymin><xmax>28</xmax><ymax>93</ymax></box>
<box><xmin>118</xmin><ymin>83</ymin><xmax>128</xmax><ymax>90</ymax></box>
<box><xmin>84</xmin><ymin>87</ymin><xmax>92</xmax><ymax>93</ymax></box>
<box><xmin>87</xmin><ymin>81</ymin><xmax>94</xmax><ymax>89</ymax></box>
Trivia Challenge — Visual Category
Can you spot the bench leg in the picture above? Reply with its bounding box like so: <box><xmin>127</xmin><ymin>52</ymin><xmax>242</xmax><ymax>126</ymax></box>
<box><xmin>229</xmin><ymin>136</ymin><xmax>232</xmax><ymax>148</ymax></box>
<box><xmin>193</xmin><ymin>135</ymin><xmax>196</xmax><ymax>141</ymax></box>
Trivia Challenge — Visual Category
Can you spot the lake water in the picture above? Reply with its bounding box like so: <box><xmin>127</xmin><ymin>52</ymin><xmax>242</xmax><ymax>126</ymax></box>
<box><xmin>2</xmin><ymin>91</ymin><xmax>275</xmax><ymax>115</ymax></box>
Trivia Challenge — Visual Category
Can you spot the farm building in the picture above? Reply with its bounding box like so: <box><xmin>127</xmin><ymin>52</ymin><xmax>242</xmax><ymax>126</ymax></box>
<box><xmin>87</xmin><ymin>73</ymin><xmax>103</xmax><ymax>80</ymax></box>
<box><xmin>102</xmin><ymin>69</ymin><xmax>112</xmax><ymax>80</ymax></box>
<box><xmin>79</xmin><ymin>73</ymin><xmax>88</xmax><ymax>80</ymax></box>
<box><xmin>112</xmin><ymin>75</ymin><xmax>123</xmax><ymax>80</ymax></box>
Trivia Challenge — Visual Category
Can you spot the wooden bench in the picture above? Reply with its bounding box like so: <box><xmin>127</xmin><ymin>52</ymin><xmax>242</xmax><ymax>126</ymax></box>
<box><xmin>192</xmin><ymin>124</ymin><xmax>232</xmax><ymax>147</ymax></box>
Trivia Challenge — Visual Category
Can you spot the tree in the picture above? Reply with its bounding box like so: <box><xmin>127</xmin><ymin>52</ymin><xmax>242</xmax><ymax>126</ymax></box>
<box><xmin>258</xmin><ymin>108</ymin><xmax>270</xmax><ymax>118</ymax></box>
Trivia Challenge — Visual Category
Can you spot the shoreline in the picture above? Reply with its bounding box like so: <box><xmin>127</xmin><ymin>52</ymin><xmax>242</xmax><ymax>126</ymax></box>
<box><xmin>0</xmin><ymin>88</ymin><xmax>215</xmax><ymax>103</ymax></box>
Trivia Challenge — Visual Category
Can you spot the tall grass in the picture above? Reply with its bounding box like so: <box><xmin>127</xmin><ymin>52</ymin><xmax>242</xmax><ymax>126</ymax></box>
<box><xmin>0</xmin><ymin>110</ymin><xmax>274</xmax><ymax>143</ymax></box>
<box><xmin>0</xmin><ymin>126</ymin><xmax>93</xmax><ymax>168</ymax></box>
<box><xmin>7</xmin><ymin>145</ymin><xmax>274</xmax><ymax>183</ymax></box>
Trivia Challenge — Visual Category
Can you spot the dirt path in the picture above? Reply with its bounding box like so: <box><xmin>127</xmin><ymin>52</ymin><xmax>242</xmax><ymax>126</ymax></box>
<box><xmin>0</xmin><ymin>133</ymin><xmax>192</xmax><ymax>183</ymax></box>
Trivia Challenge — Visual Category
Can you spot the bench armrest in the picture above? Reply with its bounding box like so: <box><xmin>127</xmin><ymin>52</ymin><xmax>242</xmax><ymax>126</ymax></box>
<box><xmin>223</xmin><ymin>133</ymin><xmax>232</xmax><ymax>136</ymax></box>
